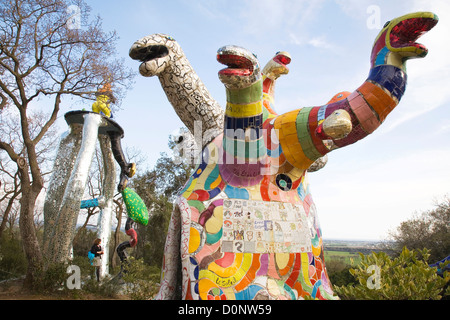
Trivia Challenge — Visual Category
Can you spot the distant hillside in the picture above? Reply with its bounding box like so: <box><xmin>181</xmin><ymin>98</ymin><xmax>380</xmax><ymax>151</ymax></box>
<box><xmin>323</xmin><ymin>239</ymin><xmax>391</xmax><ymax>255</ymax></box>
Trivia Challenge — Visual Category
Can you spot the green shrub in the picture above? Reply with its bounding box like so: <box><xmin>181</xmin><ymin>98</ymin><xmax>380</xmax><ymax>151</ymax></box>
<box><xmin>334</xmin><ymin>247</ymin><xmax>449</xmax><ymax>300</ymax></box>
<box><xmin>326</xmin><ymin>258</ymin><xmax>357</xmax><ymax>287</ymax></box>
<box><xmin>121</xmin><ymin>257</ymin><xmax>160</xmax><ymax>300</ymax></box>
<box><xmin>0</xmin><ymin>235</ymin><xmax>27</xmax><ymax>280</ymax></box>
<box><xmin>33</xmin><ymin>262</ymin><xmax>68</xmax><ymax>293</ymax></box>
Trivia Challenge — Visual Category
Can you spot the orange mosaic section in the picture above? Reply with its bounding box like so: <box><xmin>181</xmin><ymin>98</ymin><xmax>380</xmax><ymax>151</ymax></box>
<box><xmin>274</xmin><ymin>110</ymin><xmax>315</xmax><ymax>170</ymax></box>
<box><xmin>347</xmin><ymin>91</ymin><xmax>381</xmax><ymax>134</ymax></box>
<box><xmin>357</xmin><ymin>81</ymin><xmax>397</xmax><ymax>123</ymax></box>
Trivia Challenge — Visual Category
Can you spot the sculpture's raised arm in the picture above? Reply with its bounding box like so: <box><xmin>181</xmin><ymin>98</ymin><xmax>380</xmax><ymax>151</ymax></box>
<box><xmin>129</xmin><ymin>34</ymin><xmax>225</xmax><ymax>146</ymax></box>
<box><xmin>274</xmin><ymin>12</ymin><xmax>438</xmax><ymax>170</ymax></box>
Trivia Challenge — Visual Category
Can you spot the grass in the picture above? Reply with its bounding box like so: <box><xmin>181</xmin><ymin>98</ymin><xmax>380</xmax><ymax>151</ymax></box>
<box><xmin>325</xmin><ymin>250</ymin><xmax>361</xmax><ymax>265</ymax></box>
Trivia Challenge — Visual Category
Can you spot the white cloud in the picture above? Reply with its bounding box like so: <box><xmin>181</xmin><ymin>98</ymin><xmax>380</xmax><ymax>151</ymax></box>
<box><xmin>436</xmin><ymin>123</ymin><xmax>450</xmax><ymax>135</ymax></box>
<box><xmin>308</xmin><ymin>35</ymin><xmax>335</xmax><ymax>50</ymax></box>
<box><xmin>191</xmin><ymin>0</ymin><xmax>233</xmax><ymax>22</ymax></box>
<box><xmin>335</xmin><ymin>0</ymin><xmax>377</xmax><ymax>20</ymax></box>
<box><xmin>287</xmin><ymin>33</ymin><xmax>338</xmax><ymax>51</ymax></box>
<box><xmin>237</xmin><ymin>0</ymin><xmax>325</xmax><ymax>39</ymax></box>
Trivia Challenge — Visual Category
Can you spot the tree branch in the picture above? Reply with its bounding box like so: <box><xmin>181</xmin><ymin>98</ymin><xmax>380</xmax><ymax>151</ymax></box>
<box><xmin>0</xmin><ymin>140</ymin><xmax>19</xmax><ymax>163</ymax></box>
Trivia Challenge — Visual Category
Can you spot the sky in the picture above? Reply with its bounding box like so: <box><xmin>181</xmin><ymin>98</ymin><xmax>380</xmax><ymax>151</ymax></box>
<box><xmin>48</xmin><ymin>0</ymin><xmax>450</xmax><ymax>241</ymax></box>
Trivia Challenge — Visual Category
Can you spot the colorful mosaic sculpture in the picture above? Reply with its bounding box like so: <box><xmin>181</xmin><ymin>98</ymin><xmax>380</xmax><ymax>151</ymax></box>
<box><xmin>130</xmin><ymin>12</ymin><xmax>438</xmax><ymax>300</ymax></box>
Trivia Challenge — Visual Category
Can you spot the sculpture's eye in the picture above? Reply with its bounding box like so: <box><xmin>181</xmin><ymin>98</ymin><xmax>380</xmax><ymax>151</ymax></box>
<box><xmin>165</xmin><ymin>36</ymin><xmax>175</xmax><ymax>41</ymax></box>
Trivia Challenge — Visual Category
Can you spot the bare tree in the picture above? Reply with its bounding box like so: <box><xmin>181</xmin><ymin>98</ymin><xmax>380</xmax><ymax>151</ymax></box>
<box><xmin>0</xmin><ymin>108</ymin><xmax>56</xmax><ymax>237</ymax></box>
<box><xmin>0</xmin><ymin>0</ymin><xmax>134</xmax><ymax>288</ymax></box>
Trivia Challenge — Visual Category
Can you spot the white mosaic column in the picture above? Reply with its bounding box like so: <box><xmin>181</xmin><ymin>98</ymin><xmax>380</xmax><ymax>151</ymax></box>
<box><xmin>43</xmin><ymin>124</ymin><xmax>82</xmax><ymax>256</ymax></box>
<box><xmin>96</xmin><ymin>134</ymin><xmax>116</xmax><ymax>278</ymax></box>
<box><xmin>49</xmin><ymin>113</ymin><xmax>101</xmax><ymax>263</ymax></box>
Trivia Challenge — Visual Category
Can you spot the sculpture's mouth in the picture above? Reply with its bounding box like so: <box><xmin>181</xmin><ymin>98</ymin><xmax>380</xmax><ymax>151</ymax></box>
<box><xmin>388</xmin><ymin>14</ymin><xmax>438</xmax><ymax>56</ymax></box>
<box><xmin>273</xmin><ymin>52</ymin><xmax>291</xmax><ymax>68</ymax></box>
<box><xmin>217</xmin><ymin>53</ymin><xmax>254</xmax><ymax>77</ymax></box>
<box><xmin>129</xmin><ymin>44</ymin><xmax>169</xmax><ymax>62</ymax></box>
<box><xmin>217</xmin><ymin>45</ymin><xmax>259</xmax><ymax>78</ymax></box>
<box><xmin>217</xmin><ymin>45</ymin><xmax>261</xmax><ymax>89</ymax></box>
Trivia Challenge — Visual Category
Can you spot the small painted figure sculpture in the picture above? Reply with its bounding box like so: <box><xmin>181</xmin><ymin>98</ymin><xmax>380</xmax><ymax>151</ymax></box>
<box><xmin>91</xmin><ymin>82</ymin><xmax>136</xmax><ymax>191</ymax></box>
<box><xmin>116</xmin><ymin>218</ymin><xmax>138</xmax><ymax>272</ymax></box>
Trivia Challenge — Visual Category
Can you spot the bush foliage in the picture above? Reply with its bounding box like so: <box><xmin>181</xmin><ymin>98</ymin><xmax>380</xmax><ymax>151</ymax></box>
<box><xmin>334</xmin><ymin>247</ymin><xmax>449</xmax><ymax>300</ymax></box>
